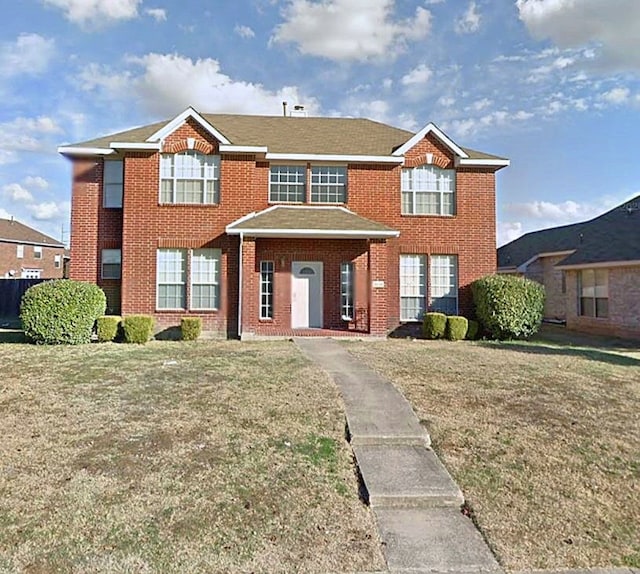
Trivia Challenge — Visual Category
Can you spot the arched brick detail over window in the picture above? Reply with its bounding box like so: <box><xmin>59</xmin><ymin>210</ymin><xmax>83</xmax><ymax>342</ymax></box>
<box><xmin>162</xmin><ymin>139</ymin><xmax>216</xmax><ymax>155</ymax></box>
<box><xmin>404</xmin><ymin>153</ymin><xmax>452</xmax><ymax>169</ymax></box>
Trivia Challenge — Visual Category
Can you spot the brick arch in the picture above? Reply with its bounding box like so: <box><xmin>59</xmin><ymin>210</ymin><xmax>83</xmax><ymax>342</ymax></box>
<box><xmin>404</xmin><ymin>154</ymin><xmax>452</xmax><ymax>169</ymax></box>
<box><xmin>162</xmin><ymin>139</ymin><xmax>216</xmax><ymax>155</ymax></box>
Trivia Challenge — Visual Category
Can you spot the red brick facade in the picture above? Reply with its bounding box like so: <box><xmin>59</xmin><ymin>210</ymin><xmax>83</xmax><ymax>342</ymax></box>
<box><xmin>68</xmin><ymin>115</ymin><xmax>505</xmax><ymax>337</ymax></box>
<box><xmin>0</xmin><ymin>242</ymin><xmax>64</xmax><ymax>279</ymax></box>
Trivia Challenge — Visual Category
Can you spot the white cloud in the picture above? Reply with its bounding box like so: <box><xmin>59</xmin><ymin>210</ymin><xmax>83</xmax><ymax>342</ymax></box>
<box><xmin>517</xmin><ymin>0</ymin><xmax>640</xmax><ymax>71</ymax></box>
<box><xmin>23</xmin><ymin>176</ymin><xmax>49</xmax><ymax>190</ymax></box>
<box><xmin>599</xmin><ymin>87</ymin><xmax>630</xmax><ymax>105</ymax></box>
<box><xmin>235</xmin><ymin>25</ymin><xmax>255</xmax><ymax>38</ymax></box>
<box><xmin>497</xmin><ymin>221</ymin><xmax>524</xmax><ymax>246</ymax></box>
<box><xmin>471</xmin><ymin>97</ymin><xmax>492</xmax><ymax>111</ymax></box>
<box><xmin>0</xmin><ymin>208</ymin><xmax>11</xmax><ymax>220</ymax></box>
<box><xmin>443</xmin><ymin>108</ymin><xmax>533</xmax><ymax>138</ymax></box>
<box><xmin>271</xmin><ymin>0</ymin><xmax>432</xmax><ymax>62</ymax></box>
<box><xmin>43</xmin><ymin>0</ymin><xmax>142</xmax><ymax>25</ymax></box>
<box><xmin>455</xmin><ymin>1</ymin><xmax>481</xmax><ymax>34</ymax></box>
<box><xmin>2</xmin><ymin>184</ymin><xmax>34</xmax><ymax>203</ymax></box>
<box><xmin>27</xmin><ymin>201</ymin><xmax>70</xmax><ymax>221</ymax></box>
<box><xmin>0</xmin><ymin>117</ymin><xmax>64</xmax><ymax>156</ymax></box>
<box><xmin>401</xmin><ymin>64</ymin><xmax>432</xmax><ymax>86</ymax></box>
<box><xmin>80</xmin><ymin>53</ymin><xmax>318</xmax><ymax>117</ymax></box>
<box><xmin>438</xmin><ymin>95</ymin><xmax>456</xmax><ymax>107</ymax></box>
<box><xmin>0</xmin><ymin>33</ymin><xmax>55</xmax><ymax>77</ymax></box>
<box><xmin>505</xmin><ymin>199</ymin><xmax>608</xmax><ymax>223</ymax></box>
<box><xmin>145</xmin><ymin>8</ymin><xmax>167</xmax><ymax>21</ymax></box>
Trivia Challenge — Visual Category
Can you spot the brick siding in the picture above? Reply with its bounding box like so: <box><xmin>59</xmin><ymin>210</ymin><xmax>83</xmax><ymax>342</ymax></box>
<box><xmin>0</xmin><ymin>241</ymin><xmax>64</xmax><ymax>279</ymax></box>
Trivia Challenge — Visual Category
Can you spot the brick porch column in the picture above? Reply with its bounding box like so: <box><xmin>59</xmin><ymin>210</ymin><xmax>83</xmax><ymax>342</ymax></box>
<box><xmin>368</xmin><ymin>238</ymin><xmax>389</xmax><ymax>337</ymax></box>
<box><xmin>240</xmin><ymin>236</ymin><xmax>257</xmax><ymax>337</ymax></box>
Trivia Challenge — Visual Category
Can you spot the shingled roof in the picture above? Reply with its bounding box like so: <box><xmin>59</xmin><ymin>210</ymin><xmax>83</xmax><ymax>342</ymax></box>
<box><xmin>0</xmin><ymin>218</ymin><xmax>64</xmax><ymax>247</ymax></box>
<box><xmin>498</xmin><ymin>195</ymin><xmax>640</xmax><ymax>269</ymax></box>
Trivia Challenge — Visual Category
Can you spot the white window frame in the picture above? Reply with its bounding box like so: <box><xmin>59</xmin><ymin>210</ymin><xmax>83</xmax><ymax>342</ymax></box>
<box><xmin>400</xmin><ymin>255</ymin><xmax>426</xmax><ymax>321</ymax></box>
<box><xmin>160</xmin><ymin>151</ymin><xmax>220</xmax><ymax>205</ymax></box>
<box><xmin>103</xmin><ymin>159</ymin><xmax>124</xmax><ymax>208</ymax></box>
<box><xmin>259</xmin><ymin>261</ymin><xmax>274</xmax><ymax>319</ymax></box>
<box><xmin>54</xmin><ymin>254</ymin><xmax>62</xmax><ymax>269</ymax></box>
<box><xmin>579</xmin><ymin>269</ymin><xmax>608</xmax><ymax>318</ymax></box>
<box><xmin>310</xmin><ymin>166</ymin><xmax>347</xmax><ymax>203</ymax></box>
<box><xmin>269</xmin><ymin>165</ymin><xmax>306</xmax><ymax>203</ymax></box>
<box><xmin>157</xmin><ymin>249</ymin><xmax>187</xmax><ymax>310</ymax></box>
<box><xmin>190</xmin><ymin>249</ymin><xmax>221</xmax><ymax>310</ymax></box>
<box><xmin>33</xmin><ymin>246</ymin><xmax>42</xmax><ymax>259</ymax></box>
<box><xmin>429</xmin><ymin>255</ymin><xmax>458</xmax><ymax>315</ymax></box>
<box><xmin>340</xmin><ymin>262</ymin><xmax>354</xmax><ymax>321</ymax></box>
<box><xmin>16</xmin><ymin>244</ymin><xmax>24</xmax><ymax>259</ymax></box>
<box><xmin>101</xmin><ymin>249</ymin><xmax>122</xmax><ymax>280</ymax></box>
<box><xmin>401</xmin><ymin>165</ymin><xmax>456</xmax><ymax>216</ymax></box>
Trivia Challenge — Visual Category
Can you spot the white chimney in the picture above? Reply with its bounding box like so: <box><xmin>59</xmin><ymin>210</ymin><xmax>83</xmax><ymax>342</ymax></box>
<box><xmin>290</xmin><ymin>105</ymin><xmax>308</xmax><ymax>118</ymax></box>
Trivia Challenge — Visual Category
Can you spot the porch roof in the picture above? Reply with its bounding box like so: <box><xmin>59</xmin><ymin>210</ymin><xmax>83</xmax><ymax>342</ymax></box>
<box><xmin>226</xmin><ymin>206</ymin><xmax>399</xmax><ymax>239</ymax></box>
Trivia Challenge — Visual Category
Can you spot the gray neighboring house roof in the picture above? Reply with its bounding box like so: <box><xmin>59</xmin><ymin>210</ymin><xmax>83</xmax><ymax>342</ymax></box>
<box><xmin>0</xmin><ymin>218</ymin><xmax>65</xmax><ymax>247</ymax></box>
<box><xmin>498</xmin><ymin>195</ymin><xmax>640</xmax><ymax>269</ymax></box>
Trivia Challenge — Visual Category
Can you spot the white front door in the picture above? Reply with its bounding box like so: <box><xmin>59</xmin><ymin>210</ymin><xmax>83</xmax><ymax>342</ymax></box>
<box><xmin>291</xmin><ymin>261</ymin><xmax>323</xmax><ymax>328</ymax></box>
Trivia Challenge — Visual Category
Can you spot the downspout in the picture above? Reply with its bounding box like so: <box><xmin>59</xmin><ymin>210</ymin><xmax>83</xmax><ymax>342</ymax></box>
<box><xmin>237</xmin><ymin>232</ymin><xmax>244</xmax><ymax>339</ymax></box>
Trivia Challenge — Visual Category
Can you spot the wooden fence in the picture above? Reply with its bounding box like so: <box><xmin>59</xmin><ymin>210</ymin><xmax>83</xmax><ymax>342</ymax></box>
<box><xmin>0</xmin><ymin>279</ymin><xmax>45</xmax><ymax>319</ymax></box>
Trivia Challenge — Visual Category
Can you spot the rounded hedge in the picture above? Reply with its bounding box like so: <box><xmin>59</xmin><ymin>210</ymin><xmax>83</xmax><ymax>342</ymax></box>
<box><xmin>123</xmin><ymin>315</ymin><xmax>155</xmax><ymax>344</ymax></box>
<box><xmin>20</xmin><ymin>280</ymin><xmax>107</xmax><ymax>345</ymax></box>
<box><xmin>445</xmin><ymin>316</ymin><xmax>468</xmax><ymax>341</ymax></box>
<box><xmin>181</xmin><ymin>317</ymin><xmax>202</xmax><ymax>341</ymax></box>
<box><xmin>471</xmin><ymin>274</ymin><xmax>545</xmax><ymax>340</ymax></box>
<box><xmin>96</xmin><ymin>315</ymin><xmax>122</xmax><ymax>342</ymax></box>
<box><xmin>423</xmin><ymin>312</ymin><xmax>447</xmax><ymax>339</ymax></box>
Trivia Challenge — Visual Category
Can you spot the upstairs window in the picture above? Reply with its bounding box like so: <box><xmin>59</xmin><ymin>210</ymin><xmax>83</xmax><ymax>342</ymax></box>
<box><xmin>104</xmin><ymin>160</ymin><xmax>124</xmax><ymax>208</ymax></box>
<box><xmin>269</xmin><ymin>165</ymin><xmax>306</xmax><ymax>202</ymax></box>
<box><xmin>160</xmin><ymin>151</ymin><xmax>220</xmax><ymax>205</ymax></box>
<box><xmin>269</xmin><ymin>165</ymin><xmax>348</xmax><ymax>203</ymax></box>
<box><xmin>311</xmin><ymin>166</ymin><xmax>347</xmax><ymax>203</ymax></box>
<box><xmin>16</xmin><ymin>244</ymin><xmax>24</xmax><ymax>259</ymax></box>
<box><xmin>33</xmin><ymin>246</ymin><xmax>42</xmax><ymax>259</ymax></box>
<box><xmin>401</xmin><ymin>165</ymin><xmax>455</xmax><ymax>216</ymax></box>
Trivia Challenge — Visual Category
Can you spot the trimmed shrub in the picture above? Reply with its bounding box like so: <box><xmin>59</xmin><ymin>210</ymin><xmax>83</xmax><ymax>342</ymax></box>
<box><xmin>446</xmin><ymin>316</ymin><xmax>468</xmax><ymax>341</ymax></box>
<box><xmin>123</xmin><ymin>315</ymin><xmax>155</xmax><ymax>344</ymax></box>
<box><xmin>96</xmin><ymin>315</ymin><xmax>121</xmax><ymax>342</ymax></box>
<box><xmin>423</xmin><ymin>312</ymin><xmax>447</xmax><ymax>339</ymax></box>
<box><xmin>20</xmin><ymin>280</ymin><xmax>106</xmax><ymax>345</ymax></box>
<box><xmin>466</xmin><ymin>319</ymin><xmax>479</xmax><ymax>340</ymax></box>
<box><xmin>181</xmin><ymin>317</ymin><xmax>202</xmax><ymax>341</ymax></box>
<box><xmin>472</xmin><ymin>274</ymin><xmax>545</xmax><ymax>340</ymax></box>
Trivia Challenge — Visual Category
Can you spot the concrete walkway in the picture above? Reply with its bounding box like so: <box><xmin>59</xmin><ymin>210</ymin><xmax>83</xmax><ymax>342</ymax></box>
<box><xmin>295</xmin><ymin>337</ymin><xmax>502</xmax><ymax>574</ymax></box>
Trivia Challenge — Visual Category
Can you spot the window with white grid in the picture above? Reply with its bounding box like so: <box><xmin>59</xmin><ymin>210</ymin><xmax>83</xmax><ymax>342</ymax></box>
<box><xmin>311</xmin><ymin>166</ymin><xmax>347</xmax><ymax>203</ymax></box>
<box><xmin>401</xmin><ymin>165</ymin><xmax>455</xmax><ymax>216</ymax></box>
<box><xmin>400</xmin><ymin>255</ymin><xmax>426</xmax><ymax>321</ymax></box>
<box><xmin>160</xmin><ymin>151</ymin><xmax>220</xmax><ymax>204</ymax></box>
<box><xmin>269</xmin><ymin>165</ymin><xmax>306</xmax><ymax>202</ymax></box>
<box><xmin>104</xmin><ymin>160</ymin><xmax>123</xmax><ymax>208</ymax></box>
<box><xmin>259</xmin><ymin>261</ymin><xmax>274</xmax><ymax>319</ymax></box>
<box><xmin>430</xmin><ymin>255</ymin><xmax>458</xmax><ymax>315</ymax></box>
<box><xmin>157</xmin><ymin>249</ymin><xmax>186</xmax><ymax>309</ymax></box>
<box><xmin>101</xmin><ymin>249</ymin><xmax>121</xmax><ymax>279</ymax></box>
<box><xmin>340</xmin><ymin>262</ymin><xmax>354</xmax><ymax>320</ymax></box>
<box><xmin>191</xmin><ymin>249</ymin><xmax>220</xmax><ymax>310</ymax></box>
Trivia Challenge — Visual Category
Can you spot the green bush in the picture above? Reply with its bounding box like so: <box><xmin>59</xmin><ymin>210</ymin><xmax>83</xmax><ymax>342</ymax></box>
<box><xmin>123</xmin><ymin>315</ymin><xmax>155</xmax><ymax>344</ymax></box>
<box><xmin>472</xmin><ymin>274</ymin><xmax>545</xmax><ymax>340</ymax></box>
<box><xmin>422</xmin><ymin>312</ymin><xmax>447</xmax><ymax>339</ymax></box>
<box><xmin>20</xmin><ymin>280</ymin><xmax>106</xmax><ymax>345</ymax></box>
<box><xmin>96</xmin><ymin>315</ymin><xmax>122</xmax><ymax>342</ymax></box>
<box><xmin>446</xmin><ymin>316</ymin><xmax>468</xmax><ymax>341</ymax></box>
<box><xmin>181</xmin><ymin>317</ymin><xmax>202</xmax><ymax>341</ymax></box>
<box><xmin>466</xmin><ymin>319</ymin><xmax>479</xmax><ymax>340</ymax></box>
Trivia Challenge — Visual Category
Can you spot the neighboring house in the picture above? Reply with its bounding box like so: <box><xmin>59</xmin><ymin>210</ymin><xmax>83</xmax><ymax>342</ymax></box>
<box><xmin>59</xmin><ymin>107</ymin><xmax>509</xmax><ymax>338</ymax></box>
<box><xmin>0</xmin><ymin>218</ymin><xmax>65</xmax><ymax>279</ymax></box>
<box><xmin>498</xmin><ymin>196</ymin><xmax>640</xmax><ymax>339</ymax></box>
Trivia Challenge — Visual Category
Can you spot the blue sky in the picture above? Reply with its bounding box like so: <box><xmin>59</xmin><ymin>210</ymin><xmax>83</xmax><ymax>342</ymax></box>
<box><xmin>1</xmin><ymin>0</ymin><xmax>639</xmax><ymax>246</ymax></box>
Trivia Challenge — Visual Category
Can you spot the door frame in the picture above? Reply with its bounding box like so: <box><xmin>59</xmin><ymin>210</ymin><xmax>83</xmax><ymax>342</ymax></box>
<box><xmin>291</xmin><ymin>261</ymin><xmax>323</xmax><ymax>328</ymax></box>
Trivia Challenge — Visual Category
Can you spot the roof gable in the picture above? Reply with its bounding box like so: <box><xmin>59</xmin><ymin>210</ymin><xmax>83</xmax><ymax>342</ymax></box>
<box><xmin>146</xmin><ymin>107</ymin><xmax>231</xmax><ymax>144</ymax></box>
<box><xmin>393</xmin><ymin>123</ymin><xmax>468</xmax><ymax>158</ymax></box>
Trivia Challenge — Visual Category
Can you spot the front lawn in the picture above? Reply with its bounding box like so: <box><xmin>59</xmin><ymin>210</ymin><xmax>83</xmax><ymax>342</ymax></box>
<box><xmin>346</xmin><ymin>329</ymin><xmax>640</xmax><ymax>571</ymax></box>
<box><xmin>0</xmin><ymin>341</ymin><xmax>384</xmax><ymax>573</ymax></box>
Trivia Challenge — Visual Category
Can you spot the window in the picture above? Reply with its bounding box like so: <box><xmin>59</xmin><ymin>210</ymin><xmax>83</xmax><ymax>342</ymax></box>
<box><xmin>340</xmin><ymin>262</ymin><xmax>354</xmax><ymax>321</ymax></box>
<box><xmin>21</xmin><ymin>269</ymin><xmax>41</xmax><ymax>279</ymax></box>
<box><xmin>579</xmin><ymin>269</ymin><xmax>608</xmax><ymax>318</ymax></box>
<box><xmin>160</xmin><ymin>151</ymin><xmax>220</xmax><ymax>204</ymax></box>
<box><xmin>401</xmin><ymin>165</ymin><xmax>455</xmax><ymax>216</ymax></box>
<box><xmin>191</xmin><ymin>249</ymin><xmax>220</xmax><ymax>310</ymax></box>
<box><xmin>400</xmin><ymin>255</ymin><xmax>426</xmax><ymax>321</ymax></box>
<box><xmin>33</xmin><ymin>246</ymin><xmax>42</xmax><ymax>259</ymax></box>
<box><xmin>104</xmin><ymin>160</ymin><xmax>124</xmax><ymax>208</ymax></box>
<box><xmin>269</xmin><ymin>165</ymin><xmax>305</xmax><ymax>202</ymax></box>
<box><xmin>260</xmin><ymin>261</ymin><xmax>274</xmax><ymax>319</ymax></box>
<box><xmin>16</xmin><ymin>245</ymin><xmax>24</xmax><ymax>259</ymax></box>
<box><xmin>430</xmin><ymin>255</ymin><xmax>458</xmax><ymax>314</ymax></box>
<box><xmin>157</xmin><ymin>249</ymin><xmax>186</xmax><ymax>309</ymax></box>
<box><xmin>54</xmin><ymin>254</ymin><xmax>62</xmax><ymax>269</ymax></box>
<box><xmin>101</xmin><ymin>249</ymin><xmax>121</xmax><ymax>279</ymax></box>
<box><xmin>311</xmin><ymin>166</ymin><xmax>347</xmax><ymax>203</ymax></box>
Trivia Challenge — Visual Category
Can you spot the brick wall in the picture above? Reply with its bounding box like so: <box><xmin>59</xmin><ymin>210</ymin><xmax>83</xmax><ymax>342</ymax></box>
<box><xmin>526</xmin><ymin>255</ymin><xmax>567</xmax><ymax>320</ymax></box>
<box><xmin>0</xmin><ymin>241</ymin><xmax>64</xmax><ymax>279</ymax></box>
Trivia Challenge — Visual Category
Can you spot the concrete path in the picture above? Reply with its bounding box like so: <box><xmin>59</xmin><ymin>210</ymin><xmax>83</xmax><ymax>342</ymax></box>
<box><xmin>295</xmin><ymin>337</ymin><xmax>502</xmax><ymax>574</ymax></box>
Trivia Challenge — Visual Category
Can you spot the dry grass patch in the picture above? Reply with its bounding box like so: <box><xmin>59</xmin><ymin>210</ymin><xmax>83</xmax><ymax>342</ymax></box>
<box><xmin>0</xmin><ymin>340</ymin><xmax>383</xmax><ymax>573</ymax></box>
<box><xmin>346</xmin><ymin>330</ymin><xmax>640</xmax><ymax>571</ymax></box>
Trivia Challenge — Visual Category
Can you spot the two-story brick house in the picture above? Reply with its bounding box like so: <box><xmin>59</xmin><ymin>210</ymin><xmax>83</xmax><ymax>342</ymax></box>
<box><xmin>59</xmin><ymin>107</ymin><xmax>509</xmax><ymax>338</ymax></box>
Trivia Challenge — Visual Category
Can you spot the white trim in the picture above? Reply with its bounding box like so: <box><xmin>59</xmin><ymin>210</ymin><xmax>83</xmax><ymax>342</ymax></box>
<box><xmin>238</xmin><ymin>232</ymin><xmax>244</xmax><ymax>338</ymax></box>
<box><xmin>539</xmin><ymin>250</ymin><xmax>576</xmax><ymax>258</ymax></box>
<box><xmin>110</xmin><ymin>142</ymin><xmax>161</xmax><ymax>150</ymax></box>
<box><xmin>556</xmin><ymin>259</ymin><xmax>640</xmax><ymax>270</ymax></box>
<box><xmin>145</xmin><ymin>107</ymin><xmax>231</xmax><ymax>144</ymax></box>
<box><xmin>265</xmin><ymin>152</ymin><xmax>403</xmax><ymax>164</ymax></box>
<box><xmin>456</xmin><ymin>158</ymin><xmax>510</xmax><ymax>167</ymax></box>
<box><xmin>0</xmin><ymin>237</ymin><xmax>64</xmax><ymax>248</ymax></box>
<box><xmin>517</xmin><ymin>250</ymin><xmax>576</xmax><ymax>273</ymax></box>
<box><xmin>393</xmin><ymin>123</ymin><xmax>468</xmax><ymax>158</ymax></box>
<box><xmin>57</xmin><ymin>146</ymin><xmax>115</xmax><ymax>156</ymax></box>
<box><xmin>219</xmin><ymin>145</ymin><xmax>268</xmax><ymax>154</ymax></box>
<box><xmin>225</xmin><ymin>228</ymin><xmax>399</xmax><ymax>238</ymax></box>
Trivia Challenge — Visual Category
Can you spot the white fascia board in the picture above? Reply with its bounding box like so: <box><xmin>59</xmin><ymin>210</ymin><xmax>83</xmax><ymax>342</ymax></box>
<box><xmin>392</xmin><ymin>123</ymin><xmax>468</xmax><ymax>158</ymax></box>
<box><xmin>517</xmin><ymin>254</ymin><xmax>540</xmax><ymax>273</ymax></box>
<box><xmin>555</xmin><ymin>259</ymin><xmax>640</xmax><ymax>270</ymax></box>
<box><xmin>265</xmin><ymin>153</ymin><xmax>403</xmax><ymax>164</ymax></box>
<box><xmin>110</xmin><ymin>142</ymin><xmax>161</xmax><ymax>150</ymax></box>
<box><xmin>538</xmin><ymin>250</ymin><xmax>576</xmax><ymax>258</ymax></box>
<box><xmin>457</xmin><ymin>158</ymin><xmax>510</xmax><ymax>167</ymax></box>
<box><xmin>0</xmin><ymin>238</ymin><xmax>65</xmax><ymax>248</ymax></box>
<box><xmin>57</xmin><ymin>146</ymin><xmax>115</xmax><ymax>156</ymax></box>
<box><xmin>225</xmin><ymin>228</ymin><xmax>399</xmax><ymax>238</ymax></box>
<box><xmin>219</xmin><ymin>145</ymin><xmax>268</xmax><ymax>154</ymax></box>
<box><xmin>145</xmin><ymin>107</ymin><xmax>231</xmax><ymax>144</ymax></box>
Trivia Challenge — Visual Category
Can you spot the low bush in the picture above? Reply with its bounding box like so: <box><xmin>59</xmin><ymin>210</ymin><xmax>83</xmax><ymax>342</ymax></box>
<box><xmin>181</xmin><ymin>317</ymin><xmax>202</xmax><ymax>341</ymax></box>
<box><xmin>446</xmin><ymin>316</ymin><xmax>468</xmax><ymax>341</ymax></box>
<box><xmin>123</xmin><ymin>315</ymin><xmax>155</xmax><ymax>344</ymax></box>
<box><xmin>96</xmin><ymin>315</ymin><xmax>122</xmax><ymax>342</ymax></box>
<box><xmin>20</xmin><ymin>280</ymin><xmax>106</xmax><ymax>345</ymax></box>
<box><xmin>423</xmin><ymin>312</ymin><xmax>447</xmax><ymax>339</ymax></box>
<box><xmin>466</xmin><ymin>319</ymin><xmax>480</xmax><ymax>340</ymax></box>
<box><xmin>472</xmin><ymin>274</ymin><xmax>545</xmax><ymax>340</ymax></box>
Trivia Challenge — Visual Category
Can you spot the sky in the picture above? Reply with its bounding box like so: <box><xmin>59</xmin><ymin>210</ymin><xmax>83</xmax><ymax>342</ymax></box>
<box><xmin>1</xmin><ymin>0</ymin><xmax>639</xmax><ymax>246</ymax></box>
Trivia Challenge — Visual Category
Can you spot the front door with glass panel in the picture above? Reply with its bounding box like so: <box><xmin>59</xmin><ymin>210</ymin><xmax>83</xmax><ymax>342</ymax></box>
<box><xmin>291</xmin><ymin>262</ymin><xmax>323</xmax><ymax>328</ymax></box>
